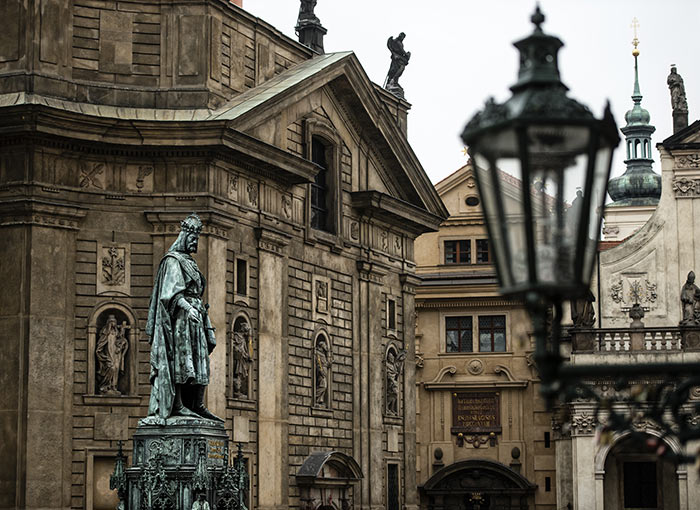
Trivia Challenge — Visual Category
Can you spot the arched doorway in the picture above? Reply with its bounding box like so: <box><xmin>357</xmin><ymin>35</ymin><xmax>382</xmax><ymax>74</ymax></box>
<box><xmin>420</xmin><ymin>459</ymin><xmax>536</xmax><ymax>510</ymax></box>
<box><xmin>601</xmin><ymin>434</ymin><xmax>680</xmax><ymax>510</ymax></box>
<box><xmin>296</xmin><ymin>451</ymin><xmax>363</xmax><ymax>510</ymax></box>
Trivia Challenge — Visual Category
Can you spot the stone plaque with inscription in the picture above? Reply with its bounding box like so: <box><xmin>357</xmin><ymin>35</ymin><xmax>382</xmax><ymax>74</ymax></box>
<box><xmin>451</xmin><ymin>392</ymin><xmax>501</xmax><ymax>434</ymax></box>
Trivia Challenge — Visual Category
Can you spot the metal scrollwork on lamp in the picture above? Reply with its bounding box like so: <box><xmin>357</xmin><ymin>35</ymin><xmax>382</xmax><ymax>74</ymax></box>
<box><xmin>461</xmin><ymin>6</ymin><xmax>700</xmax><ymax>463</ymax></box>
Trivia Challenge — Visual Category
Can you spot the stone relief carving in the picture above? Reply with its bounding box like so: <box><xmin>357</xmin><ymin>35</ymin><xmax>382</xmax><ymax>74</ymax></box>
<box><xmin>314</xmin><ymin>335</ymin><xmax>332</xmax><ymax>407</ymax></box>
<box><xmin>228</xmin><ymin>173</ymin><xmax>238</xmax><ymax>196</ymax></box>
<box><xmin>673</xmin><ymin>177</ymin><xmax>697</xmax><ymax>196</ymax></box>
<box><xmin>232</xmin><ymin>320</ymin><xmax>253</xmax><ymax>398</ymax></box>
<box><xmin>282</xmin><ymin>194</ymin><xmax>292</xmax><ymax>219</ymax></box>
<box><xmin>676</xmin><ymin>154</ymin><xmax>700</xmax><ymax>168</ymax></box>
<box><xmin>602</xmin><ymin>225</ymin><xmax>620</xmax><ymax>236</ymax></box>
<box><xmin>136</xmin><ymin>166</ymin><xmax>154</xmax><ymax>192</ymax></box>
<box><xmin>246</xmin><ymin>181</ymin><xmax>258</xmax><ymax>207</ymax></box>
<box><xmin>386</xmin><ymin>347</ymin><xmax>406</xmax><ymax>415</ymax></box>
<box><xmin>680</xmin><ymin>271</ymin><xmax>700</xmax><ymax>326</ymax></box>
<box><xmin>102</xmin><ymin>246</ymin><xmax>126</xmax><ymax>286</ymax></box>
<box><xmin>571</xmin><ymin>412</ymin><xmax>597</xmax><ymax>436</ymax></box>
<box><xmin>609</xmin><ymin>275</ymin><xmax>657</xmax><ymax>310</ymax></box>
<box><xmin>79</xmin><ymin>161</ymin><xmax>105</xmax><ymax>189</ymax></box>
<box><xmin>381</xmin><ymin>230</ymin><xmax>388</xmax><ymax>251</ymax></box>
<box><xmin>95</xmin><ymin>314</ymin><xmax>130</xmax><ymax>395</ymax></box>
<box><xmin>315</xmin><ymin>280</ymin><xmax>328</xmax><ymax>314</ymax></box>
<box><xmin>350</xmin><ymin>221</ymin><xmax>359</xmax><ymax>241</ymax></box>
<box><xmin>394</xmin><ymin>236</ymin><xmax>401</xmax><ymax>253</ymax></box>
<box><xmin>466</xmin><ymin>359</ymin><xmax>484</xmax><ymax>376</ymax></box>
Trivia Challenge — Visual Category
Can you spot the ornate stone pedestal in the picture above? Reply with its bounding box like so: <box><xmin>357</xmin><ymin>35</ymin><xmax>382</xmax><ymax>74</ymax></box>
<box><xmin>112</xmin><ymin>417</ymin><xmax>248</xmax><ymax>510</ymax></box>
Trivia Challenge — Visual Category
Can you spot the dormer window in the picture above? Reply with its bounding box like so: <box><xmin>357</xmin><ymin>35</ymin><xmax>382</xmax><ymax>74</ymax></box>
<box><xmin>311</xmin><ymin>136</ymin><xmax>331</xmax><ymax>232</ymax></box>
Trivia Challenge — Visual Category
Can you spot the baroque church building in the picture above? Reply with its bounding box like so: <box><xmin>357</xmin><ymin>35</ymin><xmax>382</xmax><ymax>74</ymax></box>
<box><xmin>0</xmin><ymin>1</ymin><xmax>447</xmax><ymax>509</ymax></box>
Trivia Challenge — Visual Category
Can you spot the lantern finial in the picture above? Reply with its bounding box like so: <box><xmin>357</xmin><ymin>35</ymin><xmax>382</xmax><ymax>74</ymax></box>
<box><xmin>531</xmin><ymin>4</ymin><xmax>545</xmax><ymax>33</ymax></box>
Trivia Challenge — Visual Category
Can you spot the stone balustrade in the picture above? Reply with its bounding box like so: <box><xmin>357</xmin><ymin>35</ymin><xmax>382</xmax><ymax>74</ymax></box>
<box><xmin>570</xmin><ymin>326</ymin><xmax>700</xmax><ymax>353</ymax></box>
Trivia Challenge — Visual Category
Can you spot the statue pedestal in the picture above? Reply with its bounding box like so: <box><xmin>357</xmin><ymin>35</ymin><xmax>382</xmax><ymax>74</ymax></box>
<box><xmin>124</xmin><ymin>417</ymin><xmax>230</xmax><ymax>510</ymax></box>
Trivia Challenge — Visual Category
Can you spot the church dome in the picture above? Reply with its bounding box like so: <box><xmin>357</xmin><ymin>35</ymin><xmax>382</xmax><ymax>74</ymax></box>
<box><xmin>607</xmin><ymin>167</ymin><xmax>661</xmax><ymax>205</ymax></box>
<box><xmin>624</xmin><ymin>104</ymin><xmax>651</xmax><ymax>126</ymax></box>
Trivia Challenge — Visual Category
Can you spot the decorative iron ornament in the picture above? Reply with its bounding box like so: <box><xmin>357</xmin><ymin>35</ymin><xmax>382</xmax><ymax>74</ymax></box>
<box><xmin>216</xmin><ymin>443</ymin><xmax>248</xmax><ymax>510</ymax></box>
<box><xmin>192</xmin><ymin>442</ymin><xmax>210</xmax><ymax>495</ymax></box>
<box><xmin>110</xmin><ymin>440</ymin><xmax>128</xmax><ymax>510</ymax></box>
<box><xmin>556</xmin><ymin>375</ymin><xmax>700</xmax><ymax>464</ymax></box>
<box><xmin>138</xmin><ymin>448</ymin><xmax>176</xmax><ymax>510</ymax></box>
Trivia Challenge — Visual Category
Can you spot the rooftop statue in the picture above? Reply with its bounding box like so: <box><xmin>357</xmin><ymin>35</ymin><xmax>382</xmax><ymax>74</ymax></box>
<box><xmin>298</xmin><ymin>0</ymin><xmax>319</xmax><ymax>24</ymax></box>
<box><xmin>385</xmin><ymin>33</ymin><xmax>411</xmax><ymax>99</ymax></box>
<box><xmin>668</xmin><ymin>65</ymin><xmax>688</xmax><ymax>113</ymax></box>
<box><xmin>143</xmin><ymin>213</ymin><xmax>223</xmax><ymax>424</ymax></box>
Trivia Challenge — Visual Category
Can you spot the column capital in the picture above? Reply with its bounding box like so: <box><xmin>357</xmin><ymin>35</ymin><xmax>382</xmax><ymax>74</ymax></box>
<box><xmin>356</xmin><ymin>261</ymin><xmax>387</xmax><ymax>285</ymax></box>
<box><xmin>145</xmin><ymin>210</ymin><xmax>235</xmax><ymax>240</ymax></box>
<box><xmin>400</xmin><ymin>273</ymin><xmax>421</xmax><ymax>295</ymax></box>
<box><xmin>0</xmin><ymin>198</ymin><xmax>86</xmax><ymax>230</ymax></box>
<box><xmin>255</xmin><ymin>226</ymin><xmax>290</xmax><ymax>256</ymax></box>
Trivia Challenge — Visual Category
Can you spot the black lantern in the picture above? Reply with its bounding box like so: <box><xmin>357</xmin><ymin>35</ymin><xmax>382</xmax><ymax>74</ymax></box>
<box><xmin>462</xmin><ymin>6</ymin><xmax>619</xmax><ymax>300</ymax></box>
<box><xmin>461</xmin><ymin>7</ymin><xmax>700</xmax><ymax>465</ymax></box>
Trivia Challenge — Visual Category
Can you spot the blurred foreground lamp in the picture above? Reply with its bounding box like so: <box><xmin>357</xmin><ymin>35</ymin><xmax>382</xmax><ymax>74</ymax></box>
<box><xmin>461</xmin><ymin>6</ymin><xmax>619</xmax><ymax>401</ymax></box>
<box><xmin>462</xmin><ymin>7</ymin><xmax>700</xmax><ymax>464</ymax></box>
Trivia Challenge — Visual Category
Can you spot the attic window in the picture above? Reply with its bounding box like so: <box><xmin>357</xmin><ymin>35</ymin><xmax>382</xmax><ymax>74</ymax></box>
<box><xmin>311</xmin><ymin>136</ymin><xmax>332</xmax><ymax>233</ymax></box>
<box><xmin>465</xmin><ymin>196</ymin><xmax>480</xmax><ymax>207</ymax></box>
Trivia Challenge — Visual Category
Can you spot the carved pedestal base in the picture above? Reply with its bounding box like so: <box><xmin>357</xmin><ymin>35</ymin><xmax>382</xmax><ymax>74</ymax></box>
<box><xmin>118</xmin><ymin>418</ymin><xmax>244</xmax><ymax>510</ymax></box>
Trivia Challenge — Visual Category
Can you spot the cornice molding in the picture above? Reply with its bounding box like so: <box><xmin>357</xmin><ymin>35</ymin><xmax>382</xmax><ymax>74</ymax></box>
<box><xmin>0</xmin><ymin>198</ymin><xmax>87</xmax><ymax>230</ymax></box>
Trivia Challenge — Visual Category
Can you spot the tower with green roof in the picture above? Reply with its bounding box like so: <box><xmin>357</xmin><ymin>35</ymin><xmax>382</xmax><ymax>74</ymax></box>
<box><xmin>603</xmin><ymin>19</ymin><xmax>661</xmax><ymax>240</ymax></box>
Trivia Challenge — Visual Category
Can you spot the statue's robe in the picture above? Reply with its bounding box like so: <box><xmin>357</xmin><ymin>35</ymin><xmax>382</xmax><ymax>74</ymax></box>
<box><xmin>145</xmin><ymin>251</ymin><xmax>216</xmax><ymax>422</ymax></box>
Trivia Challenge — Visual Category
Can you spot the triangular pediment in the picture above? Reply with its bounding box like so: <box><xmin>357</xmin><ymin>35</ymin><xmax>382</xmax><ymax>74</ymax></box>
<box><xmin>211</xmin><ymin>52</ymin><xmax>447</xmax><ymax>220</ymax></box>
<box><xmin>662</xmin><ymin>119</ymin><xmax>700</xmax><ymax>147</ymax></box>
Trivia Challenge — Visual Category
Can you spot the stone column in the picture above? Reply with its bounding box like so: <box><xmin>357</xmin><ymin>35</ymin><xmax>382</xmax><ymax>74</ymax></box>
<box><xmin>256</xmin><ymin>227</ymin><xmax>290</xmax><ymax>510</ymax></box>
<box><xmin>0</xmin><ymin>201</ymin><xmax>85</xmax><ymax>509</ymax></box>
<box><xmin>357</xmin><ymin>261</ymin><xmax>387</xmax><ymax>510</ymax></box>
<box><xmin>202</xmin><ymin>223</ymin><xmax>230</xmax><ymax>420</ymax></box>
<box><xmin>401</xmin><ymin>274</ymin><xmax>420</xmax><ymax>510</ymax></box>
<box><xmin>570</xmin><ymin>414</ymin><xmax>598</xmax><ymax>510</ymax></box>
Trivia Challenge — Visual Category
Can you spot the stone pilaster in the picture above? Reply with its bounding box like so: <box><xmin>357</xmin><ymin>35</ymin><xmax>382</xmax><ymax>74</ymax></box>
<box><xmin>0</xmin><ymin>199</ymin><xmax>86</xmax><ymax>509</ymax></box>
<box><xmin>356</xmin><ymin>261</ymin><xmax>387</xmax><ymax>510</ymax></box>
<box><xmin>255</xmin><ymin>227</ymin><xmax>290</xmax><ymax>510</ymax></box>
<box><xmin>400</xmin><ymin>273</ymin><xmax>420</xmax><ymax>510</ymax></box>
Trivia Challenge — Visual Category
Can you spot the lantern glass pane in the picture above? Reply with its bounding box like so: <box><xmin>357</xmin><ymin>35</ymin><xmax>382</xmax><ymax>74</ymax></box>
<box><xmin>582</xmin><ymin>142</ymin><xmax>613</xmax><ymax>284</ymax></box>
<box><xmin>525</xmin><ymin>125</ymin><xmax>590</xmax><ymax>288</ymax></box>
<box><xmin>473</xmin><ymin>143</ymin><xmax>526</xmax><ymax>289</ymax></box>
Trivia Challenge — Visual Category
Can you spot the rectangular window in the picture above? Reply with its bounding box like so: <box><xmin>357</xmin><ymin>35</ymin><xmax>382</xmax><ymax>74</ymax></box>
<box><xmin>544</xmin><ymin>431</ymin><xmax>551</xmax><ymax>448</ymax></box>
<box><xmin>444</xmin><ymin>240</ymin><xmax>470</xmax><ymax>264</ymax></box>
<box><xmin>388</xmin><ymin>298</ymin><xmax>396</xmax><ymax>330</ymax></box>
<box><xmin>478</xmin><ymin>315</ymin><xmax>506</xmax><ymax>352</ymax></box>
<box><xmin>545</xmin><ymin>476</ymin><xmax>551</xmax><ymax>492</ymax></box>
<box><xmin>476</xmin><ymin>239</ymin><xmax>490</xmax><ymax>263</ymax></box>
<box><xmin>387</xmin><ymin>464</ymin><xmax>399</xmax><ymax>510</ymax></box>
<box><xmin>236</xmin><ymin>258</ymin><xmax>247</xmax><ymax>296</ymax></box>
<box><xmin>311</xmin><ymin>137</ymin><xmax>330</xmax><ymax>232</ymax></box>
<box><xmin>623</xmin><ymin>462</ymin><xmax>657</xmax><ymax>508</ymax></box>
<box><xmin>446</xmin><ymin>316</ymin><xmax>473</xmax><ymax>353</ymax></box>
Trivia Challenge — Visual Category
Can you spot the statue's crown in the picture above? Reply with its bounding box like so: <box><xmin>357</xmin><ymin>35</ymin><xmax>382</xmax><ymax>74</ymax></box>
<box><xmin>180</xmin><ymin>213</ymin><xmax>203</xmax><ymax>235</ymax></box>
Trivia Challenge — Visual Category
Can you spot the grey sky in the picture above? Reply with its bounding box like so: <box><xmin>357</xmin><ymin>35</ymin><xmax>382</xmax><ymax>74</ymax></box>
<box><xmin>244</xmin><ymin>1</ymin><xmax>698</xmax><ymax>184</ymax></box>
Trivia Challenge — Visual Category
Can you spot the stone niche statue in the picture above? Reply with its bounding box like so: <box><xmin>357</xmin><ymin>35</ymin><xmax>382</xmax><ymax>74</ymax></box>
<box><xmin>384</xmin><ymin>33</ymin><xmax>411</xmax><ymax>98</ymax></box>
<box><xmin>386</xmin><ymin>348</ymin><xmax>406</xmax><ymax>415</ymax></box>
<box><xmin>143</xmin><ymin>213</ymin><xmax>222</xmax><ymax>424</ymax></box>
<box><xmin>96</xmin><ymin>314</ymin><xmax>129</xmax><ymax>395</ymax></box>
<box><xmin>232</xmin><ymin>320</ymin><xmax>253</xmax><ymax>398</ymax></box>
<box><xmin>680</xmin><ymin>271</ymin><xmax>700</xmax><ymax>326</ymax></box>
<box><xmin>570</xmin><ymin>289</ymin><xmax>596</xmax><ymax>328</ymax></box>
<box><xmin>668</xmin><ymin>65</ymin><xmax>688</xmax><ymax>112</ymax></box>
<box><xmin>314</xmin><ymin>335</ymin><xmax>332</xmax><ymax>407</ymax></box>
<box><xmin>298</xmin><ymin>0</ymin><xmax>319</xmax><ymax>23</ymax></box>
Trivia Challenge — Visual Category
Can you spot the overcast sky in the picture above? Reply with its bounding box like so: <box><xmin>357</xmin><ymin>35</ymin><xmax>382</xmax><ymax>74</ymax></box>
<box><xmin>243</xmin><ymin>0</ymin><xmax>698</xmax><ymax>184</ymax></box>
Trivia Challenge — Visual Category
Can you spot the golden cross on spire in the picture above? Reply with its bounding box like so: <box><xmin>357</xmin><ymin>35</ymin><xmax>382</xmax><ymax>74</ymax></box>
<box><xmin>631</xmin><ymin>17</ymin><xmax>640</xmax><ymax>55</ymax></box>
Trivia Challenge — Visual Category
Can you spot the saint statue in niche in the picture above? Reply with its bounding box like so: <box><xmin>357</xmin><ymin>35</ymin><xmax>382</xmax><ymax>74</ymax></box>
<box><xmin>386</xmin><ymin>348</ymin><xmax>406</xmax><ymax>415</ymax></box>
<box><xmin>143</xmin><ymin>213</ymin><xmax>222</xmax><ymax>424</ymax></box>
<box><xmin>680</xmin><ymin>271</ymin><xmax>700</xmax><ymax>326</ymax></box>
<box><xmin>232</xmin><ymin>321</ymin><xmax>253</xmax><ymax>398</ymax></box>
<box><xmin>315</xmin><ymin>336</ymin><xmax>332</xmax><ymax>407</ymax></box>
<box><xmin>96</xmin><ymin>314</ymin><xmax>129</xmax><ymax>395</ymax></box>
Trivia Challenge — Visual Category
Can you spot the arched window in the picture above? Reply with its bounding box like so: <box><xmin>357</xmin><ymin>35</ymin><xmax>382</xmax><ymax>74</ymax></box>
<box><xmin>311</xmin><ymin>136</ymin><xmax>331</xmax><ymax>232</ymax></box>
<box><xmin>634</xmin><ymin>139</ymin><xmax>641</xmax><ymax>158</ymax></box>
<box><xmin>627</xmin><ymin>140</ymin><xmax>632</xmax><ymax>159</ymax></box>
<box><xmin>644</xmin><ymin>139</ymin><xmax>650</xmax><ymax>159</ymax></box>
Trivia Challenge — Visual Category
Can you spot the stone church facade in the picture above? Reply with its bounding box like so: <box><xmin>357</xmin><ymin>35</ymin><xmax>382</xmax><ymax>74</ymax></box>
<box><xmin>0</xmin><ymin>2</ymin><xmax>446</xmax><ymax>509</ymax></box>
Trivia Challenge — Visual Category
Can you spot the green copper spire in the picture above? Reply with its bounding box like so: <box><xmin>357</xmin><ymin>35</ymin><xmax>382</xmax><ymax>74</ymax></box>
<box><xmin>608</xmin><ymin>18</ymin><xmax>660</xmax><ymax>206</ymax></box>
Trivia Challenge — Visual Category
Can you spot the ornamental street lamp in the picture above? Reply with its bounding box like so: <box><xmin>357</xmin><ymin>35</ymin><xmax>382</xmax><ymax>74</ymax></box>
<box><xmin>462</xmin><ymin>6</ymin><xmax>700</xmax><ymax>462</ymax></box>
